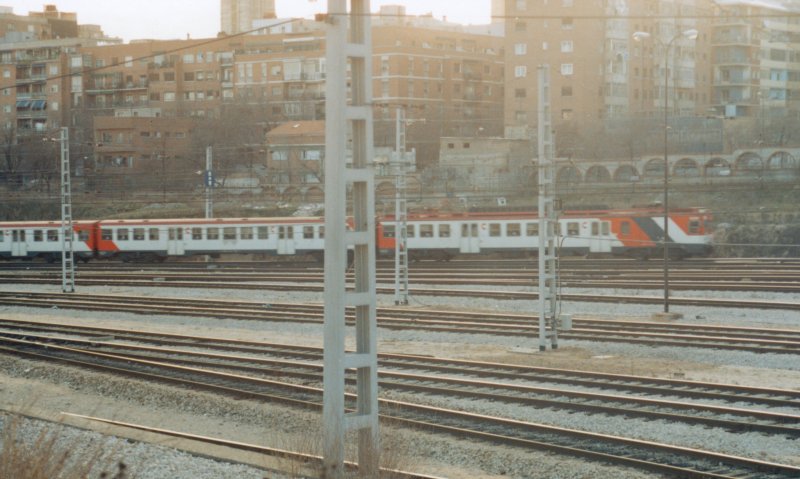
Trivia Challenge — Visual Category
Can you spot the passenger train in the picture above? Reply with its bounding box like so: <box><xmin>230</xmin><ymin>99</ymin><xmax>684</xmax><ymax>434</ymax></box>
<box><xmin>0</xmin><ymin>207</ymin><xmax>713</xmax><ymax>263</ymax></box>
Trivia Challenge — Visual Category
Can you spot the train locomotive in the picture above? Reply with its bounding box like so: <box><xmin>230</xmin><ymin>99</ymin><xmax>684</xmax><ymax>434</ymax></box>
<box><xmin>0</xmin><ymin>207</ymin><xmax>712</xmax><ymax>263</ymax></box>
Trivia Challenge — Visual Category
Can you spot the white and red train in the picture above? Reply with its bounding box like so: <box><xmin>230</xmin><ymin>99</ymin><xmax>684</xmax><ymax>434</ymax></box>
<box><xmin>0</xmin><ymin>207</ymin><xmax>713</xmax><ymax>263</ymax></box>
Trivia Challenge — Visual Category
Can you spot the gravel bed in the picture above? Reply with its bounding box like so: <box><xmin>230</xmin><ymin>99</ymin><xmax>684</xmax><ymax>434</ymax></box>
<box><xmin>0</xmin><ymin>282</ymin><xmax>797</xmax><ymax>477</ymax></box>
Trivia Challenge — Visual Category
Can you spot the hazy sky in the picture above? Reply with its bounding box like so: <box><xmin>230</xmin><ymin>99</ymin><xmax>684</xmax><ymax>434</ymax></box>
<box><xmin>4</xmin><ymin>1</ymin><xmax>493</xmax><ymax>41</ymax></box>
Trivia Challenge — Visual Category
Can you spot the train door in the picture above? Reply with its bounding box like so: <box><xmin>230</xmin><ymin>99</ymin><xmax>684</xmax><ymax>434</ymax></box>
<box><xmin>11</xmin><ymin>230</ymin><xmax>27</xmax><ymax>257</ymax></box>
<box><xmin>589</xmin><ymin>221</ymin><xmax>612</xmax><ymax>253</ymax></box>
<box><xmin>278</xmin><ymin>225</ymin><xmax>296</xmax><ymax>255</ymax></box>
<box><xmin>459</xmin><ymin>223</ymin><xmax>480</xmax><ymax>253</ymax></box>
<box><xmin>167</xmin><ymin>227</ymin><xmax>185</xmax><ymax>255</ymax></box>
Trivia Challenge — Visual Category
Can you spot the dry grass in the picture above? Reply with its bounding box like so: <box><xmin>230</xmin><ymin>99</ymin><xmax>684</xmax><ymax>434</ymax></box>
<box><xmin>0</xmin><ymin>413</ymin><xmax>129</xmax><ymax>479</ymax></box>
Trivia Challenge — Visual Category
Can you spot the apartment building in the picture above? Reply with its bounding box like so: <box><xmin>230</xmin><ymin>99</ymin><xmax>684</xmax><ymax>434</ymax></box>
<box><xmin>503</xmin><ymin>0</ymin><xmax>708</xmax><ymax>141</ymax></box>
<box><xmin>221</xmin><ymin>0</ymin><xmax>276</xmax><ymax>35</ymax></box>
<box><xmin>711</xmin><ymin>0</ymin><xmax>800</xmax><ymax>120</ymax></box>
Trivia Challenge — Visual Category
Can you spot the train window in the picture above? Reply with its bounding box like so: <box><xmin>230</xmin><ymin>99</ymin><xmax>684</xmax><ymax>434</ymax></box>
<box><xmin>78</xmin><ymin>230</ymin><xmax>90</xmax><ymax>242</ymax></box>
<box><xmin>526</xmin><ymin>223</ymin><xmax>538</xmax><ymax>236</ymax></box>
<box><xmin>591</xmin><ymin>222</ymin><xmax>599</xmax><ymax>236</ymax></box>
<box><xmin>489</xmin><ymin>223</ymin><xmax>501</xmax><ymax>237</ymax></box>
<box><xmin>507</xmin><ymin>223</ymin><xmax>521</xmax><ymax>237</ymax></box>
<box><xmin>133</xmin><ymin>228</ymin><xmax>145</xmax><ymax>241</ymax></box>
<box><xmin>47</xmin><ymin>229</ymin><xmax>59</xmax><ymax>242</ymax></box>
<box><xmin>149</xmin><ymin>228</ymin><xmax>160</xmax><ymax>241</ymax></box>
<box><xmin>257</xmin><ymin>226</ymin><xmax>269</xmax><ymax>239</ymax></box>
<box><xmin>191</xmin><ymin>228</ymin><xmax>203</xmax><ymax>240</ymax></box>
<box><xmin>407</xmin><ymin>225</ymin><xmax>415</xmax><ymax>238</ymax></box>
<box><xmin>303</xmin><ymin>226</ymin><xmax>314</xmax><ymax>239</ymax></box>
<box><xmin>169</xmin><ymin>228</ymin><xmax>183</xmax><ymax>241</ymax></box>
<box><xmin>117</xmin><ymin>229</ymin><xmax>129</xmax><ymax>241</ymax></box>
<box><xmin>420</xmin><ymin>224</ymin><xmax>434</xmax><ymax>237</ymax></box>
<box><xmin>602</xmin><ymin>222</ymin><xmax>610</xmax><ymax>235</ymax></box>
<box><xmin>318</xmin><ymin>226</ymin><xmax>324</xmax><ymax>239</ymax></box>
<box><xmin>439</xmin><ymin>224</ymin><xmax>450</xmax><ymax>238</ymax></box>
<box><xmin>241</xmin><ymin>227</ymin><xmax>254</xmax><ymax>240</ymax></box>
<box><xmin>567</xmin><ymin>222</ymin><xmax>579</xmax><ymax>236</ymax></box>
<box><xmin>688</xmin><ymin>219</ymin><xmax>700</xmax><ymax>234</ymax></box>
<box><xmin>207</xmin><ymin>227</ymin><xmax>219</xmax><ymax>240</ymax></box>
<box><xmin>383</xmin><ymin>224</ymin><xmax>395</xmax><ymax>238</ymax></box>
<box><xmin>621</xmin><ymin>221</ymin><xmax>631</xmax><ymax>235</ymax></box>
<box><xmin>223</xmin><ymin>227</ymin><xmax>236</xmax><ymax>240</ymax></box>
<box><xmin>101</xmin><ymin>229</ymin><xmax>112</xmax><ymax>241</ymax></box>
<box><xmin>0</xmin><ymin>231</ymin><xmax>4</xmax><ymax>242</ymax></box>
<box><xmin>33</xmin><ymin>230</ymin><xmax>43</xmax><ymax>242</ymax></box>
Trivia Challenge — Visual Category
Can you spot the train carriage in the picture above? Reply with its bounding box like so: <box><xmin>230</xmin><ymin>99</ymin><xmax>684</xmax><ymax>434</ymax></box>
<box><xmin>0</xmin><ymin>220</ymin><xmax>96</xmax><ymax>262</ymax></box>
<box><xmin>95</xmin><ymin>217</ymin><xmax>326</xmax><ymax>262</ymax></box>
<box><xmin>377</xmin><ymin>207</ymin><xmax>712</xmax><ymax>260</ymax></box>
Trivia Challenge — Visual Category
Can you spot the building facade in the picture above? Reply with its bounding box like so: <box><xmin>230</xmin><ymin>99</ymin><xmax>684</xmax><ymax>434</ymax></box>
<box><xmin>221</xmin><ymin>0</ymin><xmax>276</xmax><ymax>35</ymax></box>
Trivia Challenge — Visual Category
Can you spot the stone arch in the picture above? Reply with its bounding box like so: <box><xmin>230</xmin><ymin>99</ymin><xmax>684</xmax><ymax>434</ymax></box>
<box><xmin>767</xmin><ymin>151</ymin><xmax>796</xmax><ymax>170</ymax></box>
<box><xmin>673</xmin><ymin>158</ymin><xmax>700</xmax><ymax>177</ymax></box>
<box><xmin>375</xmin><ymin>181</ymin><xmax>396</xmax><ymax>200</ymax></box>
<box><xmin>613</xmin><ymin>164</ymin><xmax>639</xmax><ymax>182</ymax></box>
<box><xmin>556</xmin><ymin>165</ymin><xmax>582</xmax><ymax>185</ymax></box>
<box><xmin>735</xmin><ymin>152</ymin><xmax>763</xmax><ymax>176</ymax></box>
<box><xmin>705</xmin><ymin>157</ymin><xmax>731</xmax><ymax>177</ymax></box>
<box><xmin>584</xmin><ymin>165</ymin><xmax>611</xmax><ymax>183</ymax></box>
<box><xmin>643</xmin><ymin>158</ymin><xmax>665</xmax><ymax>179</ymax></box>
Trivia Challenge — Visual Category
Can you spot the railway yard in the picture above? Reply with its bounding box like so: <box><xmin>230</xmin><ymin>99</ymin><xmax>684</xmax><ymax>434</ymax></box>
<box><xmin>0</xmin><ymin>257</ymin><xmax>799</xmax><ymax>478</ymax></box>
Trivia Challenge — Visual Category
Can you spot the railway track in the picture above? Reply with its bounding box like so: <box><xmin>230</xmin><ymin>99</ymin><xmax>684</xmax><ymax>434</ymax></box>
<box><xmin>1</xmin><ymin>327</ymin><xmax>798</xmax><ymax>478</ymax></box>
<box><xmin>0</xmin><ymin>291</ymin><xmax>798</xmax><ymax>353</ymax></box>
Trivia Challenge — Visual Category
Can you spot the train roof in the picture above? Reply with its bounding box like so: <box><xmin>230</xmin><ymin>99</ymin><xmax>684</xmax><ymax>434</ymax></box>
<box><xmin>381</xmin><ymin>207</ymin><xmax>709</xmax><ymax>222</ymax></box>
<box><xmin>0</xmin><ymin>220</ymin><xmax>98</xmax><ymax>227</ymax></box>
<box><xmin>95</xmin><ymin>216</ymin><xmax>325</xmax><ymax>226</ymax></box>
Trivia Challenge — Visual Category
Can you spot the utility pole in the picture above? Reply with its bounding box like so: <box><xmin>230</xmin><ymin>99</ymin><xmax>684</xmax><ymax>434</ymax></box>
<box><xmin>537</xmin><ymin>65</ymin><xmax>558</xmax><ymax>351</ymax></box>
<box><xmin>205</xmin><ymin>146</ymin><xmax>213</xmax><ymax>219</ymax></box>
<box><xmin>322</xmin><ymin>1</ymin><xmax>379</xmax><ymax>477</ymax></box>
<box><xmin>59</xmin><ymin>127</ymin><xmax>75</xmax><ymax>293</ymax></box>
<box><xmin>394</xmin><ymin>107</ymin><xmax>409</xmax><ymax>305</ymax></box>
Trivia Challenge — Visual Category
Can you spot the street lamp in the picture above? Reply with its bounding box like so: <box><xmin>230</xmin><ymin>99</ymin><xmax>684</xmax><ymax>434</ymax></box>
<box><xmin>633</xmin><ymin>28</ymin><xmax>698</xmax><ymax>314</ymax></box>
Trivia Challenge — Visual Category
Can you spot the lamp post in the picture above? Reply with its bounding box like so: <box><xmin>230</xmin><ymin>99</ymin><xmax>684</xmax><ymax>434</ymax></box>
<box><xmin>633</xmin><ymin>28</ymin><xmax>698</xmax><ymax>314</ymax></box>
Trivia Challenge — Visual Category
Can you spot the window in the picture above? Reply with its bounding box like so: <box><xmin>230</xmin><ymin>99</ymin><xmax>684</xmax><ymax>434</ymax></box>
<box><xmin>515</xmin><ymin>88</ymin><xmax>526</xmax><ymax>98</ymax></box>
<box><xmin>621</xmin><ymin>221</ymin><xmax>631</xmax><ymax>235</ymax></box>
<box><xmin>507</xmin><ymin>224</ymin><xmax>521</xmax><ymax>237</ymax></box>
<box><xmin>561</xmin><ymin>64</ymin><xmax>574</xmax><ymax>76</ymax></box>
<box><xmin>514</xmin><ymin>43</ymin><xmax>527</xmax><ymax>55</ymax></box>
<box><xmin>439</xmin><ymin>224</ymin><xmax>450</xmax><ymax>238</ymax></box>
<box><xmin>192</xmin><ymin>228</ymin><xmax>203</xmax><ymax>240</ymax></box>
<box><xmin>272</xmin><ymin>150</ymin><xmax>288</xmax><ymax>161</ymax></box>
<box><xmin>562</xmin><ymin>86</ymin><xmax>573</xmax><ymax>96</ymax></box>
<box><xmin>257</xmin><ymin>226</ymin><xmax>269</xmax><ymax>239</ymax></box>
<box><xmin>240</xmin><ymin>227</ymin><xmax>254</xmax><ymax>240</ymax></box>
<box><xmin>591</xmin><ymin>222</ymin><xmax>599</xmax><ymax>236</ymax></box>
<box><xmin>169</xmin><ymin>228</ymin><xmax>183</xmax><ymax>241</ymax></box>
<box><xmin>688</xmin><ymin>219</ymin><xmax>700</xmax><ymax>234</ymax></box>
<box><xmin>515</xmin><ymin>21</ymin><xmax>526</xmax><ymax>32</ymax></box>
<box><xmin>46</xmin><ymin>230</ymin><xmax>58</xmax><ymax>242</ymax></box>
<box><xmin>602</xmin><ymin>222</ymin><xmax>610</xmax><ymax>235</ymax></box>
<box><xmin>420</xmin><ymin>224</ymin><xmax>434</xmax><ymax>237</ymax></box>
<box><xmin>133</xmin><ymin>228</ymin><xmax>145</xmax><ymax>241</ymax></box>
<box><xmin>489</xmin><ymin>223</ymin><xmax>501</xmax><ymax>237</ymax></box>
<box><xmin>406</xmin><ymin>225</ymin><xmax>415</xmax><ymax>238</ymax></box>
<box><xmin>117</xmin><ymin>228</ymin><xmax>129</xmax><ymax>241</ymax></box>
<box><xmin>318</xmin><ymin>226</ymin><xmax>324</xmax><ymax>239</ymax></box>
<box><xmin>303</xmin><ymin>226</ymin><xmax>314</xmax><ymax>239</ymax></box>
<box><xmin>514</xmin><ymin>66</ymin><xmax>527</xmax><ymax>78</ymax></box>
<box><xmin>78</xmin><ymin>230</ymin><xmax>90</xmax><ymax>242</ymax></box>
<box><xmin>383</xmin><ymin>224</ymin><xmax>395</xmax><ymax>238</ymax></box>
<box><xmin>561</xmin><ymin>40</ymin><xmax>574</xmax><ymax>53</ymax></box>
<box><xmin>223</xmin><ymin>227</ymin><xmax>236</xmax><ymax>240</ymax></box>
<box><xmin>567</xmin><ymin>222</ymin><xmax>579</xmax><ymax>236</ymax></box>
<box><xmin>516</xmin><ymin>0</ymin><xmax>527</xmax><ymax>11</ymax></box>
<box><xmin>207</xmin><ymin>227</ymin><xmax>219</xmax><ymax>240</ymax></box>
<box><xmin>526</xmin><ymin>223</ymin><xmax>538</xmax><ymax>236</ymax></box>
<box><xmin>164</xmin><ymin>92</ymin><xmax>176</xmax><ymax>102</ymax></box>
<box><xmin>149</xmin><ymin>228</ymin><xmax>160</xmax><ymax>240</ymax></box>
<box><xmin>101</xmin><ymin>229</ymin><xmax>112</xmax><ymax>241</ymax></box>
<box><xmin>163</xmin><ymin>72</ymin><xmax>175</xmax><ymax>81</ymax></box>
<box><xmin>184</xmin><ymin>72</ymin><xmax>195</xmax><ymax>81</ymax></box>
<box><xmin>562</xmin><ymin>17</ymin><xmax>574</xmax><ymax>29</ymax></box>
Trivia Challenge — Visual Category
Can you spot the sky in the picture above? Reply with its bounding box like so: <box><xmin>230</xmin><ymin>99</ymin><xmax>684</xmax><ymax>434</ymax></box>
<box><xmin>4</xmin><ymin>1</ymin><xmax>493</xmax><ymax>41</ymax></box>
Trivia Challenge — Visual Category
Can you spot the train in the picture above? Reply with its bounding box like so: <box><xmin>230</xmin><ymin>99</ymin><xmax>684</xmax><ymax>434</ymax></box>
<box><xmin>0</xmin><ymin>207</ymin><xmax>713</xmax><ymax>263</ymax></box>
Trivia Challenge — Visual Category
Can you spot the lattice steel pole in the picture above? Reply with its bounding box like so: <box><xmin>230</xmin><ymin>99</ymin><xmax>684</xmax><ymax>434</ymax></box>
<box><xmin>60</xmin><ymin>127</ymin><xmax>75</xmax><ymax>294</ymax></box>
<box><xmin>322</xmin><ymin>1</ymin><xmax>379</xmax><ymax>477</ymax></box>
<box><xmin>394</xmin><ymin>107</ymin><xmax>409</xmax><ymax>305</ymax></box>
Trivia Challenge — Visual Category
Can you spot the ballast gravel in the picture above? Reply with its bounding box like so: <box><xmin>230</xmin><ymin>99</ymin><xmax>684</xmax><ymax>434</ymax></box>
<box><xmin>0</xmin><ymin>282</ymin><xmax>798</xmax><ymax>477</ymax></box>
